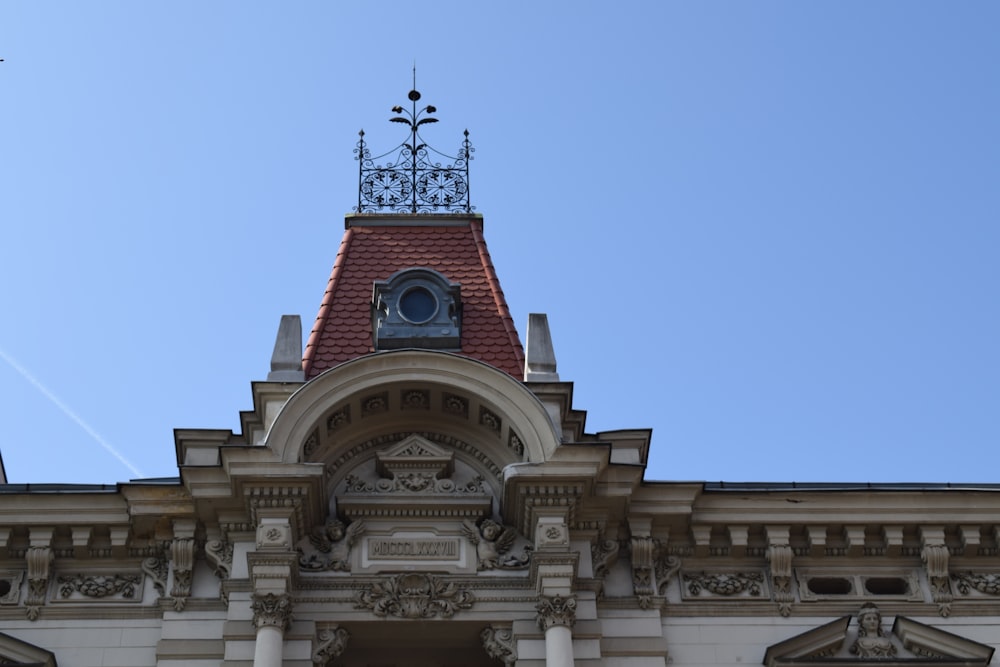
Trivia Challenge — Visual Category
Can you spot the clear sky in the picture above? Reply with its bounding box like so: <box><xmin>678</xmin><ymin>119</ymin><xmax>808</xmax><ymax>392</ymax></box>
<box><xmin>0</xmin><ymin>2</ymin><xmax>997</xmax><ymax>485</ymax></box>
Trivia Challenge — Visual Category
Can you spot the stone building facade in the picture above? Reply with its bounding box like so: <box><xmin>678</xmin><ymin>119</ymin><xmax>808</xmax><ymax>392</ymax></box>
<box><xmin>1</xmin><ymin>98</ymin><xmax>997</xmax><ymax>667</ymax></box>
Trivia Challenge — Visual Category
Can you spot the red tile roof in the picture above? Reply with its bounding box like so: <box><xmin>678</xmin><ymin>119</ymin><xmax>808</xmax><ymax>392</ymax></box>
<box><xmin>302</xmin><ymin>215</ymin><xmax>525</xmax><ymax>379</ymax></box>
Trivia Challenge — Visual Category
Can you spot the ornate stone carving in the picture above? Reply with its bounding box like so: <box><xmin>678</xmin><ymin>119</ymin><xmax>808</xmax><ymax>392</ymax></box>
<box><xmin>252</xmin><ymin>592</ymin><xmax>293</xmax><ymax>631</ymax></box>
<box><xmin>25</xmin><ymin>546</ymin><xmax>52</xmax><ymax>621</ymax></box>
<box><xmin>443</xmin><ymin>393</ymin><xmax>468</xmax><ymax>417</ymax></box>
<box><xmin>355</xmin><ymin>572</ymin><xmax>474</xmax><ymax>618</ymax></box>
<box><xmin>205</xmin><ymin>539</ymin><xmax>234</xmax><ymax>579</ymax></box>
<box><xmin>631</xmin><ymin>536</ymin><xmax>655</xmax><ymax>608</ymax></box>
<box><xmin>850</xmin><ymin>603</ymin><xmax>897</xmax><ymax>658</ymax></box>
<box><xmin>921</xmin><ymin>544</ymin><xmax>952</xmax><ymax>617</ymax></box>
<box><xmin>684</xmin><ymin>571</ymin><xmax>764</xmax><ymax>597</ymax></box>
<box><xmin>507</xmin><ymin>432</ymin><xmax>525</xmax><ymax>456</ymax></box>
<box><xmin>361</xmin><ymin>392</ymin><xmax>388</xmax><ymax>416</ymax></box>
<box><xmin>400</xmin><ymin>389</ymin><xmax>429</xmax><ymax>410</ymax></box>
<box><xmin>57</xmin><ymin>573</ymin><xmax>141</xmax><ymax>599</ymax></box>
<box><xmin>326</xmin><ymin>405</ymin><xmax>350</xmax><ymax>433</ymax></box>
<box><xmin>481</xmin><ymin>624</ymin><xmax>517</xmax><ymax>667</ymax></box>
<box><xmin>298</xmin><ymin>519</ymin><xmax>365</xmax><ymax>571</ymax></box>
<box><xmin>462</xmin><ymin>519</ymin><xmax>532</xmax><ymax>570</ymax></box>
<box><xmin>768</xmin><ymin>544</ymin><xmax>794</xmax><ymax>617</ymax></box>
<box><xmin>479</xmin><ymin>406</ymin><xmax>501</xmax><ymax>435</ymax></box>
<box><xmin>653</xmin><ymin>550</ymin><xmax>681</xmax><ymax>595</ymax></box>
<box><xmin>312</xmin><ymin>625</ymin><xmax>350</xmax><ymax>665</ymax></box>
<box><xmin>591</xmin><ymin>533</ymin><xmax>620</xmax><ymax>579</ymax></box>
<box><xmin>257</xmin><ymin>523</ymin><xmax>292</xmax><ymax>550</ymax></box>
<box><xmin>170</xmin><ymin>537</ymin><xmax>195</xmax><ymax>612</ymax></box>
<box><xmin>141</xmin><ymin>556</ymin><xmax>168</xmax><ymax>597</ymax></box>
<box><xmin>953</xmin><ymin>571</ymin><xmax>1000</xmax><ymax>596</ymax></box>
<box><xmin>535</xmin><ymin>594</ymin><xmax>577</xmax><ymax>631</ymax></box>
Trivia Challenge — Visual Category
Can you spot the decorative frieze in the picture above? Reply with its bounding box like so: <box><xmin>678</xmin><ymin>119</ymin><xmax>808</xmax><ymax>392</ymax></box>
<box><xmin>56</xmin><ymin>573</ymin><xmax>141</xmax><ymax>600</ymax></box>
<box><xmin>682</xmin><ymin>571</ymin><xmax>766</xmax><ymax>598</ymax></box>
<box><xmin>312</xmin><ymin>625</ymin><xmax>350</xmax><ymax>666</ymax></box>
<box><xmin>462</xmin><ymin>519</ymin><xmax>532</xmax><ymax>570</ymax></box>
<box><xmin>298</xmin><ymin>519</ymin><xmax>365</xmax><ymax>572</ymax></box>
<box><xmin>355</xmin><ymin>572</ymin><xmax>474</xmax><ymax>618</ymax></box>
<box><xmin>252</xmin><ymin>592</ymin><xmax>293</xmax><ymax>631</ymax></box>
<box><xmin>953</xmin><ymin>572</ymin><xmax>1000</xmax><ymax>596</ymax></box>
<box><xmin>481</xmin><ymin>624</ymin><xmax>517</xmax><ymax>667</ymax></box>
<box><xmin>535</xmin><ymin>594</ymin><xmax>577</xmax><ymax>630</ymax></box>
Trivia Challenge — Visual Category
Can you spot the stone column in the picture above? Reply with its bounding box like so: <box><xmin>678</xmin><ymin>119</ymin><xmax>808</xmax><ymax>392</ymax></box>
<box><xmin>252</xmin><ymin>592</ymin><xmax>292</xmax><ymax>667</ymax></box>
<box><xmin>536</xmin><ymin>594</ymin><xmax>576</xmax><ymax>667</ymax></box>
<box><xmin>247</xmin><ymin>513</ymin><xmax>298</xmax><ymax>667</ymax></box>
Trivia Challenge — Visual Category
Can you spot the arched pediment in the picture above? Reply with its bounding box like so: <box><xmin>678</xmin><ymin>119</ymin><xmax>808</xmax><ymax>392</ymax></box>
<box><xmin>264</xmin><ymin>350</ymin><xmax>560</xmax><ymax>471</ymax></box>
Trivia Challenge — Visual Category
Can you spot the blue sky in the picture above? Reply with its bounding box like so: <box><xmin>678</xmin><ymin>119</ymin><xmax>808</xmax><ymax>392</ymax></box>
<box><xmin>0</xmin><ymin>2</ymin><xmax>997</xmax><ymax>484</ymax></box>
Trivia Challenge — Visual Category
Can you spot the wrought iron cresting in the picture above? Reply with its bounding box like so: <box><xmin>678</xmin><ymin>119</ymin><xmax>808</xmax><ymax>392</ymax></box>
<box><xmin>355</xmin><ymin>89</ymin><xmax>474</xmax><ymax>214</ymax></box>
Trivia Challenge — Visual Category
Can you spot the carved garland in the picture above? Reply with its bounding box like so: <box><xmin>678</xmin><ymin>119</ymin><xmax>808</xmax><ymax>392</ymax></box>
<box><xmin>684</xmin><ymin>572</ymin><xmax>763</xmax><ymax>597</ymax></box>
<box><xmin>355</xmin><ymin>573</ymin><xmax>474</xmax><ymax>619</ymax></box>
<box><xmin>57</xmin><ymin>573</ymin><xmax>140</xmax><ymax>599</ymax></box>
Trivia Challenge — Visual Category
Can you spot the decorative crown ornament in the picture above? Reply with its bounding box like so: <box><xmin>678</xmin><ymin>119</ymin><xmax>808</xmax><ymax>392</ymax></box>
<box><xmin>355</xmin><ymin>85</ymin><xmax>474</xmax><ymax>214</ymax></box>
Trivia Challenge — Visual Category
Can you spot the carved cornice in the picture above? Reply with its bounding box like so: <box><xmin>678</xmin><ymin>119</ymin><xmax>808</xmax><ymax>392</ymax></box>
<box><xmin>535</xmin><ymin>594</ymin><xmax>577</xmax><ymax>630</ymax></box>
<box><xmin>252</xmin><ymin>592</ymin><xmax>293</xmax><ymax>631</ymax></box>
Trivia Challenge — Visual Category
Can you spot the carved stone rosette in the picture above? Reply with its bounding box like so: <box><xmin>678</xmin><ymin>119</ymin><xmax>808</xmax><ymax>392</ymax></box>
<box><xmin>481</xmin><ymin>624</ymin><xmax>517</xmax><ymax>667</ymax></box>
<box><xmin>922</xmin><ymin>544</ymin><xmax>952</xmax><ymax>617</ymax></box>
<box><xmin>170</xmin><ymin>537</ymin><xmax>195</xmax><ymax>611</ymax></box>
<box><xmin>355</xmin><ymin>573</ymin><xmax>474</xmax><ymax>619</ymax></box>
<box><xmin>312</xmin><ymin>626</ymin><xmax>350</xmax><ymax>665</ymax></box>
<box><xmin>535</xmin><ymin>594</ymin><xmax>577</xmax><ymax>631</ymax></box>
<box><xmin>25</xmin><ymin>546</ymin><xmax>52</xmax><ymax>621</ymax></box>
<box><xmin>252</xmin><ymin>592</ymin><xmax>293</xmax><ymax>631</ymax></box>
<box><xmin>767</xmin><ymin>544</ymin><xmax>794</xmax><ymax>617</ymax></box>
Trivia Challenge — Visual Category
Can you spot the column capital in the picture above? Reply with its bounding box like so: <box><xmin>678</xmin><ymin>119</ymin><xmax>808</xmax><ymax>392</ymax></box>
<box><xmin>535</xmin><ymin>594</ymin><xmax>577</xmax><ymax>631</ymax></box>
<box><xmin>251</xmin><ymin>592</ymin><xmax>293</xmax><ymax>632</ymax></box>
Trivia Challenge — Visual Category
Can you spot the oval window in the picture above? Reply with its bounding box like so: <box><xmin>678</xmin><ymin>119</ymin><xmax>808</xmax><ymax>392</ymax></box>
<box><xmin>398</xmin><ymin>286</ymin><xmax>438</xmax><ymax>324</ymax></box>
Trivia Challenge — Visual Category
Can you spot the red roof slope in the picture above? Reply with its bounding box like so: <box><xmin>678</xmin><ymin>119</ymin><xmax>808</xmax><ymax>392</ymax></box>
<box><xmin>302</xmin><ymin>215</ymin><xmax>525</xmax><ymax>379</ymax></box>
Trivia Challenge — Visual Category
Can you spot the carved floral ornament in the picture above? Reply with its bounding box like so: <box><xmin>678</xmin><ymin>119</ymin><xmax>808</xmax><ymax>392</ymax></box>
<box><xmin>535</xmin><ymin>594</ymin><xmax>577</xmax><ymax>630</ymax></box>
<box><xmin>355</xmin><ymin>572</ymin><xmax>474</xmax><ymax>619</ymax></box>
<box><xmin>252</xmin><ymin>592</ymin><xmax>293</xmax><ymax>631</ymax></box>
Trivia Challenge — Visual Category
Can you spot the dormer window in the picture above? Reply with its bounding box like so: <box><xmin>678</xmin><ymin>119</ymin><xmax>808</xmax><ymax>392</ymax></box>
<box><xmin>372</xmin><ymin>268</ymin><xmax>462</xmax><ymax>350</ymax></box>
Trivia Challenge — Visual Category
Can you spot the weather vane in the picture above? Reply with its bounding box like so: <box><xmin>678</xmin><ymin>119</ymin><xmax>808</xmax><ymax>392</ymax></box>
<box><xmin>354</xmin><ymin>76</ymin><xmax>474</xmax><ymax>214</ymax></box>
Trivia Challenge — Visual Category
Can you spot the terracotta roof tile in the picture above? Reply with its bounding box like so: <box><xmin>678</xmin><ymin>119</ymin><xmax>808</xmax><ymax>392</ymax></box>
<box><xmin>302</xmin><ymin>217</ymin><xmax>525</xmax><ymax>379</ymax></box>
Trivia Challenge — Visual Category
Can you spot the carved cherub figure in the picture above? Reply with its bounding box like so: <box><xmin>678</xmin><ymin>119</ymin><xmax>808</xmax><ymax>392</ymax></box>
<box><xmin>461</xmin><ymin>518</ymin><xmax>531</xmax><ymax>570</ymax></box>
<box><xmin>299</xmin><ymin>518</ymin><xmax>365</xmax><ymax>571</ymax></box>
<box><xmin>850</xmin><ymin>603</ymin><xmax>896</xmax><ymax>658</ymax></box>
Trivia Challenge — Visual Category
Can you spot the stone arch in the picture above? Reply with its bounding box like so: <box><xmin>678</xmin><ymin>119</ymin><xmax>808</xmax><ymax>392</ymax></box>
<box><xmin>264</xmin><ymin>350</ymin><xmax>559</xmax><ymax>469</ymax></box>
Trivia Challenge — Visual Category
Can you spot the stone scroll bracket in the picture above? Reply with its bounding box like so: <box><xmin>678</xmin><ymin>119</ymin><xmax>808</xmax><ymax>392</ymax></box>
<box><xmin>312</xmin><ymin>625</ymin><xmax>350</xmax><ymax>666</ymax></box>
<box><xmin>766</xmin><ymin>525</ymin><xmax>794</xmax><ymax>617</ymax></box>
<box><xmin>921</xmin><ymin>526</ymin><xmax>952</xmax><ymax>617</ymax></box>
<box><xmin>169</xmin><ymin>519</ymin><xmax>196</xmax><ymax>612</ymax></box>
<box><xmin>25</xmin><ymin>527</ymin><xmax>54</xmax><ymax>621</ymax></box>
<box><xmin>481</xmin><ymin>624</ymin><xmax>518</xmax><ymax>667</ymax></box>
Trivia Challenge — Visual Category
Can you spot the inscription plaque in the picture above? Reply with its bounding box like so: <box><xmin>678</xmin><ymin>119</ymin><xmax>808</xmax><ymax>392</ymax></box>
<box><xmin>368</xmin><ymin>538</ymin><xmax>461</xmax><ymax>560</ymax></box>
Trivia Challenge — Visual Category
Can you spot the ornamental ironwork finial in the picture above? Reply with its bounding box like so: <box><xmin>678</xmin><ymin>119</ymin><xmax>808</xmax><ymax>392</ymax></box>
<box><xmin>354</xmin><ymin>87</ymin><xmax>474</xmax><ymax>214</ymax></box>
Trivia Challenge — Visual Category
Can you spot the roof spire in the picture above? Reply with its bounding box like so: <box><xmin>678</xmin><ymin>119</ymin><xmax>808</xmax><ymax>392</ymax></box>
<box><xmin>354</xmin><ymin>83</ymin><xmax>474</xmax><ymax>214</ymax></box>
